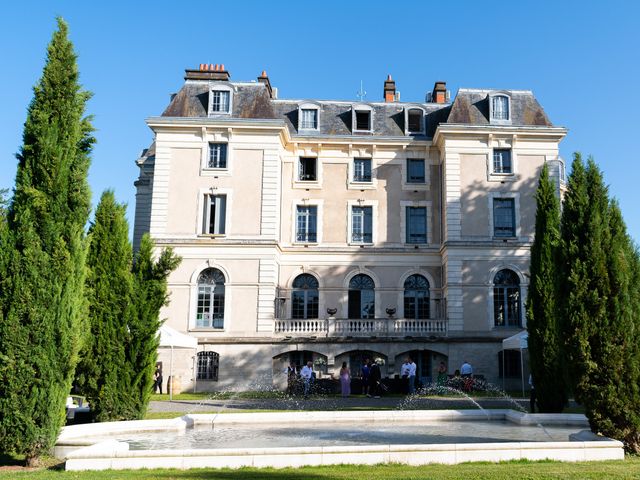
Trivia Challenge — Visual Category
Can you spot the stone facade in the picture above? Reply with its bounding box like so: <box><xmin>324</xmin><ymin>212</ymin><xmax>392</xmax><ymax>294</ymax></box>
<box><xmin>135</xmin><ymin>65</ymin><xmax>566</xmax><ymax>392</ymax></box>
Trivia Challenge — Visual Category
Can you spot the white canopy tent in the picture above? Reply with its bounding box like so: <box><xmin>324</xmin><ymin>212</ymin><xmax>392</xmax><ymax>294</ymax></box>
<box><xmin>158</xmin><ymin>325</ymin><xmax>198</xmax><ymax>401</ymax></box>
<box><xmin>501</xmin><ymin>330</ymin><xmax>528</xmax><ymax>397</ymax></box>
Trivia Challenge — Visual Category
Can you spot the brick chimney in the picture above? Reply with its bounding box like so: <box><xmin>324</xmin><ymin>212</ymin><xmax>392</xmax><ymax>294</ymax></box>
<box><xmin>184</xmin><ymin>64</ymin><xmax>230</xmax><ymax>81</ymax></box>
<box><xmin>258</xmin><ymin>70</ymin><xmax>274</xmax><ymax>98</ymax></box>
<box><xmin>432</xmin><ymin>81</ymin><xmax>447</xmax><ymax>103</ymax></box>
<box><xmin>384</xmin><ymin>75</ymin><xmax>396</xmax><ymax>102</ymax></box>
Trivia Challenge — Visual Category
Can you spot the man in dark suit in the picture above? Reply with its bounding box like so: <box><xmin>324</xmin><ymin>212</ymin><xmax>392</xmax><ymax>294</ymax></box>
<box><xmin>369</xmin><ymin>361</ymin><xmax>382</xmax><ymax>398</ymax></box>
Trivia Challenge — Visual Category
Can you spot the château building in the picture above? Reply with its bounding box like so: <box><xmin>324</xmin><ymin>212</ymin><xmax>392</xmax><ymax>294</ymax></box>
<box><xmin>133</xmin><ymin>64</ymin><xmax>566</xmax><ymax>392</ymax></box>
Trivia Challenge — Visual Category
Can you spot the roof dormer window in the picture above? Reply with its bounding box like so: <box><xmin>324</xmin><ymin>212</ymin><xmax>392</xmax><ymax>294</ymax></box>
<box><xmin>405</xmin><ymin>107</ymin><xmax>425</xmax><ymax>135</ymax></box>
<box><xmin>297</xmin><ymin>102</ymin><xmax>320</xmax><ymax>133</ymax></box>
<box><xmin>489</xmin><ymin>93</ymin><xmax>511</xmax><ymax>124</ymax></box>
<box><xmin>208</xmin><ymin>85</ymin><xmax>233</xmax><ymax>116</ymax></box>
<box><xmin>300</xmin><ymin>109</ymin><xmax>317</xmax><ymax>129</ymax></box>
<box><xmin>352</xmin><ymin>104</ymin><xmax>373</xmax><ymax>133</ymax></box>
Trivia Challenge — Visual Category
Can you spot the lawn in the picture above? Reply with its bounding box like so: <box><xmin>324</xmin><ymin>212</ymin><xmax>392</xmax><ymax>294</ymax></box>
<box><xmin>1</xmin><ymin>458</ymin><xmax>639</xmax><ymax>479</ymax></box>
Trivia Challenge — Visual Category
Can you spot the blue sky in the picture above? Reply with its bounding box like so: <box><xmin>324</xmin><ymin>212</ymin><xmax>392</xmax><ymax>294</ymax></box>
<box><xmin>1</xmin><ymin>1</ymin><xmax>638</xmax><ymax>241</ymax></box>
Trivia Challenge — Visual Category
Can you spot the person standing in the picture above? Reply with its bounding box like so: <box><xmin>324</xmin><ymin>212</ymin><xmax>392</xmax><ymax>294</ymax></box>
<box><xmin>369</xmin><ymin>360</ymin><xmax>382</xmax><ymax>398</ymax></box>
<box><xmin>154</xmin><ymin>366</ymin><xmax>163</xmax><ymax>394</ymax></box>
<box><xmin>400</xmin><ymin>358</ymin><xmax>411</xmax><ymax>394</ymax></box>
<box><xmin>460</xmin><ymin>360</ymin><xmax>473</xmax><ymax>392</ymax></box>
<box><xmin>286</xmin><ymin>362</ymin><xmax>297</xmax><ymax>396</ymax></box>
<box><xmin>408</xmin><ymin>357</ymin><xmax>417</xmax><ymax>395</ymax></box>
<box><xmin>529</xmin><ymin>374</ymin><xmax>537</xmax><ymax>413</ymax></box>
<box><xmin>460</xmin><ymin>360</ymin><xmax>473</xmax><ymax>378</ymax></box>
<box><xmin>361</xmin><ymin>358</ymin><xmax>371</xmax><ymax>397</ymax></box>
<box><xmin>436</xmin><ymin>361</ymin><xmax>448</xmax><ymax>386</ymax></box>
<box><xmin>300</xmin><ymin>361</ymin><xmax>314</xmax><ymax>398</ymax></box>
<box><xmin>339</xmin><ymin>362</ymin><xmax>351</xmax><ymax>397</ymax></box>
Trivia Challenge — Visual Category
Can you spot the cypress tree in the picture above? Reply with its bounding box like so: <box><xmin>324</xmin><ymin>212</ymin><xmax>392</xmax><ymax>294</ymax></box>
<box><xmin>560</xmin><ymin>154</ymin><xmax>640</xmax><ymax>452</ymax></box>
<box><xmin>589</xmin><ymin>200</ymin><xmax>640</xmax><ymax>452</ymax></box>
<box><xmin>526</xmin><ymin>163</ymin><xmax>567</xmax><ymax>412</ymax></box>
<box><xmin>127</xmin><ymin>234</ymin><xmax>180</xmax><ymax>418</ymax></box>
<box><xmin>558</xmin><ymin>154</ymin><xmax>591</xmax><ymax>397</ymax></box>
<box><xmin>0</xmin><ymin>18</ymin><xmax>93</xmax><ymax>463</ymax></box>
<box><xmin>75</xmin><ymin>191</ymin><xmax>134</xmax><ymax>421</ymax></box>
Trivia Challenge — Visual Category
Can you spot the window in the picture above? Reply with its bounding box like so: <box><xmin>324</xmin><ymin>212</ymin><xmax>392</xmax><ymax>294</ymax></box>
<box><xmin>498</xmin><ymin>350</ymin><xmax>522</xmax><ymax>378</ymax></box>
<box><xmin>406</xmin><ymin>207</ymin><xmax>427</xmax><ymax>244</ymax></box>
<box><xmin>300</xmin><ymin>109</ymin><xmax>318</xmax><ymax>130</ymax></box>
<box><xmin>197</xmin><ymin>351</ymin><xmax>219</xmax><ymax>380</ymax></box>
<box><xmin>407</xmin><ymin>159</ymin><xmax>425</xmax><ymax>184</ymax></box>
<box><xmin>407</xmin><ymin>108</ymin><xmax>423</xmax><ymax>133</ymax></box>
<box><xmin>291</xmin><ymin>274</ymin><xmax>319</xmax><ymax>319</ymax></box>
<box><xmin>351</xmin><ymin>206</ymin><xmax>372</xmax><ymax>243</ymax></box>
<box><xmin>353</xmin><ymin>158</ymin><xmax>372</xmax><ymax>182</ymax></box>
<box><xmin>296</xmin><ymin>205</ymin><xmax>317</xmax><ymax>243</ymax></box>
<box><xmin>493</xmin><ymin>269</ymin><xmax>521</xmax><ymax>327</ymax></box>
<box><xmin>493</xmin><ymin>198</ymin><xmax>515</xmax><ymax>237</ymax></box>
<box><xmin>355</xmin><ymin>110</ymin><xmax>371</xmax><ymax>131</ymax></box>
<box><xmin>210</xmin><ymin>90</ymin><xmax>230</xmax><ymax>114</ymax></box>
<box><xmin>404</xmin><ymin>274</ymin><xmax>430</xmax><ymax>319</ymax></box>
<box><xmin>348</xmin><ymin>274</ymin><xmax>375</xmax><ymax>319</ymax></box>
<box><xmin>203</xmin><ymin>194</ymin><xmax>226</xmax><ymax>235</ymax></box>
<box><xmin>196</xmin><ymin>268</ymin><xmax>225</xmax><ymax>328</ymax></box>
<box><xmin>208</xmin><ymin>143</ymin><xmax>227</xmax><ymax>169</ymax></box>
<box><xmin>493</xmin><ymin>149</ymin><xmax>512</xmax><ymax>174</ymax></box>
<box><xmin>491</xmin><ymin>95</ymin><xmax>509</xmax><ymax>121</ymax></box>
<box><xmin>298</xmin><ymin>157</ymin><xmax>317</xmax><ymax>181</ymax></box>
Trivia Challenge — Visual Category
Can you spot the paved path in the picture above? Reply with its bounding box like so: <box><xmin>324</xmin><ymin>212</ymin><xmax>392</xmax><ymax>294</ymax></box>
<box><xmin>148</xmin><ymin>395</ymin><xmax>553</xmax><ymax>414</ymax></box>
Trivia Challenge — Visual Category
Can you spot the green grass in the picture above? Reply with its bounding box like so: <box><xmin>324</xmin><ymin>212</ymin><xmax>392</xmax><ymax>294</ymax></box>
<box><xmin>150</xmin><ymin>391</ymin><xmax>294</xmax><ymax>401</ymax></box>
<box><xmin>1</xmin><ymin>458</ymin><xmax>639</xmax><ymax>479</ymax></box>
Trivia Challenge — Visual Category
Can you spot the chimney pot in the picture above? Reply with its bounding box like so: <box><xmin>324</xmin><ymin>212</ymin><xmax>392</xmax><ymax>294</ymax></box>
<box><xmin>432</xmin><ymin>81</ymin><xmax>447</xmax><ymax>104</ymax></box>
<box><xmin>185</xmin><ymin>64</ymin><xmax>231</xmax><ymax>81</ymax></box>
<box><xmin>384</xmin><ymin>74</ymin><xmax>397</xmax><ymax>103</ymax></box>
<box><xmin>257</xmin><ymin>70</ymin><xmax>274</xmax><ymax>98</ymax></box>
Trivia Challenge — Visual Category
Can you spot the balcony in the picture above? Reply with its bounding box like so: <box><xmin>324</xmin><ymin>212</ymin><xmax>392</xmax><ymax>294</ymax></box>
<box><xmin>274</xmin><ymin>286</ymin><xmax>447</xmax><ymax>338</ymax></box>
<box><xmin>274</xmin><ymin>317</ymin><xmax>447</xmax><ymax>337</ymax></box>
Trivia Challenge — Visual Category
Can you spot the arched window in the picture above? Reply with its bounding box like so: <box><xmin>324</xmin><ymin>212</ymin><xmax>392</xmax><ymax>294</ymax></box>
<box><xmin>404</xmin><ymin>274</ymin><xmax>430</xmax><ymax>319</ymax></box>
<box><xmin>493</xmin><ymin>269</ymin><xmax>521</xmax><ymax>327</ymax></box>
<box><xmin>348</xmin><ymin>274</ymin><xmax>375</xmax><ymax>319</ymax></box>
<box><xmin>291</xmin><ymin>274</ymin><xmax>319</xmax><ymax>319</ymax></box>
<box><xmin>197</xmin><ymin>351</ymin><xmax>219</xmax><ymax>380</ymax></box>
<box><xmin>196</xmin><ymin>268</ymin><xmax>225</xmax><ymax>329</ymax></box>
<box><xmin>491</xmin><ymin>95</ymin><xmax>510</xmax><ymax>121</ymax></box>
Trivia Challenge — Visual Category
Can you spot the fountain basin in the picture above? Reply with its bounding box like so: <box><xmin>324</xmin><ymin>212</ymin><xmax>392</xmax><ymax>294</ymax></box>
<box><xmin>56</xmin><ymin>410</ymin><xmax>624</xmax><ymax>471</ymax></box>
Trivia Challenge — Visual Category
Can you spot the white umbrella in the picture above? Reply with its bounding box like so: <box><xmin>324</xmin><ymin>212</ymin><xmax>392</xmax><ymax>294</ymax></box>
<box><xmin>158</xmin><ymin>325</ymin><xmax>198</xmax><ymax>401</ymax></box>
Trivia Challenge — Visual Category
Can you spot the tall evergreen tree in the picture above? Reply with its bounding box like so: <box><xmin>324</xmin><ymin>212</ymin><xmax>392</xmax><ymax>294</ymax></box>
<box><xmin>526</xmin><ymin>163</ymin><xmax>566</xmax><ymax>412</ymax></box>
<box><xmin>75</xmin><ymin>191</ymin><xmax>133</xmax><ymax>421</ymax></box>
<box><xmin>589</xmin><ymin>200</ymin><xmax>640</xmax><ymax>452</ymax></box>
<box><xmin>0</xmin><ymin>18</ymin><xmax>93</xmax><ymax>463</ymax></box>
<box><xmin>560</xmin><ymin>154</ymin><xmax>640</xmax><ymax>452</ymax></box>
<box><xmin>127</xmin><ymin>234</ymin><xmax>180</xmax><ymax>418</ymax></box>
<box><xmin>558</xmin><ymin>154</ymin><xmax>591</xmax><ymax>395</ymax></box>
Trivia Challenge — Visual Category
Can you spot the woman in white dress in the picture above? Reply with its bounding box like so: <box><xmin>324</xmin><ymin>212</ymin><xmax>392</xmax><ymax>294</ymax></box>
<box><xmin>339</xmin><ymin>362</ymin><xmax>351</xmax><ymax>397</ymax></box>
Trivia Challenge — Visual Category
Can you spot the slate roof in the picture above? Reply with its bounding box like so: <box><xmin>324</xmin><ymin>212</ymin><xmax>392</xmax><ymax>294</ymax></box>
<box><xmin>447</xmin><ymin>89</ymin><xmax>552</xmax><ymax>127</ymax></box>
<box><xmin>160</xmin><ymin>79</ymin><xmax>554</xmax><ymax>138</ymax></box>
